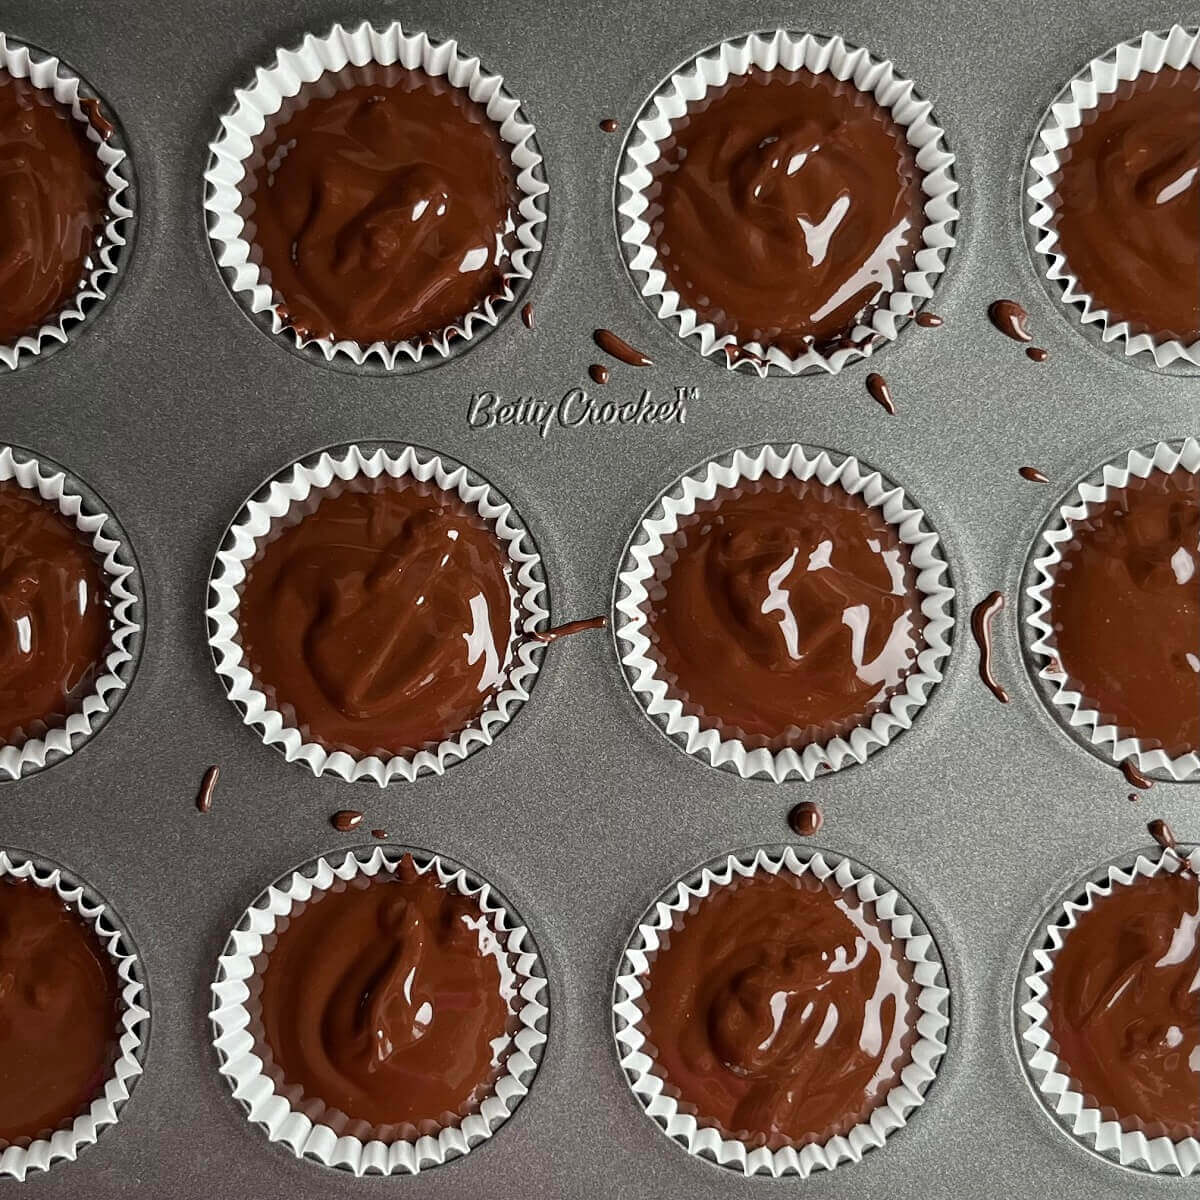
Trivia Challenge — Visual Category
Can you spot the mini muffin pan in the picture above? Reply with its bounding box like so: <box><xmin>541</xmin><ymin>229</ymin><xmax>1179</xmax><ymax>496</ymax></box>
<box><xmin>0</xmin><ymin>2</ymin><xmax>1195</xmax><ymax>1198</ymax></box>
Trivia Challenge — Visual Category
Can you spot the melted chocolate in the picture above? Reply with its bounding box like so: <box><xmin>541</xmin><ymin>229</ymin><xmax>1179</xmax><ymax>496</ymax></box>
<box><xmin>641</xmin><ymin>870</ymin><xmax>916</xmax><ymax>1149</ymax></box>
<box><xmin>599</xmin><ymin>117</ymin><xmax>619</xmax><ymax>133</ymax></box>
<box><xmin>242</xmin><ymin>65</ymin><xmax>520</xmax><ymax>346</ymax></box>
<box><xmin>970</xmin><ymin>591</ymin><xmax>1009</xmax><ymax>704</ymax></box>
<box><xmin>332</xmin><ymin>809</ymin><xmax>363</xmax><ymax>833</ymax></box>
<box><xmin>1121</xmin><ymin>759</ymin><xmax>1153</xmax><ymax>791</ymax></box>
<box><xmin>77</xmin><ymin>97</ymin><xmax>113</xmax><ymax>142</ymax></box>
<box><xmin>371</xmin><ymin>829</ymin><xmax>388</xmax><ymax>840</ymax></box>
<box><xmin>1026</xmin><ymin>346</ymin><xmax>1048</xmax><ymax>363</ymax></box>
<box><xmin>647</xmin><ymin>68</ymin><xmax>925</xmax><ymax>356</ymax></box>
<box><xmin>593</xmin><ymin>328</ymin><xmax>652</xmax><ymax>367</ymax></box>
<box><xmin>1019</xmin><ymin>466</ymin><xmax>1049</xmax><ymax>483</ymax></box>
<box><xmin>0</xmin><ymin>481</ymin><xmax>112</xmax><ymax>746</ymax></box>
<box><xmin>0</xmin><ymin>878</ymin><xmax>121</xmax><ymax>1146</ymax></box>
<box><xmin>196</xmin><ymin>765</ymin><xmax>219</xmax><ymax>813</ymax></box>
<box><xmin>588</xmin><ymin>363</ymin><xmax>610</xmax><ymax>385</ymax></box>
<box><xmin>1049</xmin><ymin>471</ymin><xmax>1199</xmax><ymax>758</ymax></box>
<box><xmin>237</xmin><ymin>476</ymin><xmax>517</xmax><ymax>759</ymax></box>
<box><xmin>1052</xmin><ymin>68</ymin><xmax>1200</xmax><ymax>344</ymax></box>
<box><xmin>520</xmin><ymin>301</ymin><xmax>534</xmax><ymax>329</ymax></box>
<box><xmin>1046</xmin><ymin>868</ymin><xmax>1199</xmax><ymax>1140</ymax></box>
<box><xmin>787</xmin><ymin>800</ymin><xmax>823</xmax><ymax>837</ymax></box>
<box><xmin>0</xmin><ymin>72</ymin><xmax>108</xmax><ymax>344</ymax></box>
<box><xmin>530</xmin><ymin>615</ymin><xmax>608</xmax><ymax>645</ymax></box>
<box><xmin>866</xmin><ymin>372</ymin><xmax>895</xmax><ymax>415</ymax></box>
<box><xmin>988</xmin><ymin>299</ymin><xmax>1031</xmax><ymax>343</ymax></box>
<box><xmin>915</xmin><ymin>311</ymin><xmax>943</xmax><ymax>328</ymax></box>
<box><xmin>642</xmin><ymin>475</ymin><xmax>927</xmax><ymax>751</ymax></box>
<box><xmin>253</xmin><ymin>854</ymin><xmax>518</xmax><ymax>1133</ymax></box>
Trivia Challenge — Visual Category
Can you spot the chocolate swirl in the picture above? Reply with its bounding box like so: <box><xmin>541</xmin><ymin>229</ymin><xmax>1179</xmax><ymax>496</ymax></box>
<box><xmin>0</xmin><ymin>878</ymin><xmax>121</xmax><ymax>1146</ymax></box>
<box><xmin>642</xmin><ymin>476</ymin><xmax>926</xmax><ymax>750</ymax></box>
<box><xmin>641</xmin><ymin>871</ymin><xmax>916</xmax><ymax>1149</ymax></box>
<box><xmin>243</xmin><ymin>65</ymin><xmax>521</xmax><ymax>346</ymax></box>
<box><xmin>1047</xmin><ymin>869</ymin><xmax>1199</xmax><ymax>1140</ymax></box>
<box><xmin>1052</xmin><ymin>67</ymin><xmax>1200</xmax><ymax>344</ymax></box>
<box><xmin>253</xmin><ymin>855</ymin><xmax>518</xmax><ymax>1133</ymax></box>
<box><xmin>237</xmin><ymin>477</ymin><xmax>517</xmax><ymax>759</ymax></box>
<box><xmin>647</xmin><ymin>68</ymin><xmax>925</xmax><ymax>355</ymax></box>
<box><xmin>1049</xmin><ymin>470</ymin><xmax>1200</xmax><ymax>758</ymax></box>
<box><xmin>0</xmin><ymin>481</ymin><xmax>112</xmax><ymax>746</ymax></box>
<box><xmin>0</xmin><ymin>72</ymin><xmax>108</xmax><ymax>345</ymax></box>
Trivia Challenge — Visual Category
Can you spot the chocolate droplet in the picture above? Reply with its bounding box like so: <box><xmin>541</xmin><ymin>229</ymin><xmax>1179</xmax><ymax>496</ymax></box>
<box><xmin>788</xmin><ymin>801</ymin><xmax>823</xmax><ymax>837</ymax></box>
<box><xmin>988</xmin><ymin>299</ymin><xmax>1032</xmax><ymax>343</ymax></box>
<box><xmin>196</xmin><ymin>765</ymin><xmax>219</xmax><ymax>813</ymax></box>
<box><xmin>866</xmin><ymin>372</ymin><xmax>895</xmax><ymax>415</ymax></box>
<box><xmin>1019</xmin><ymin>466</ymin><xmax>1049</xmax><ymax>483</ymax></box>
<box><xmin>332</xmin><ymin>809</ymin><xmax>364</xmax><ymax>832</ymax></box>
<box><xmin>594</xmin><ymin>329</ymin><xmax>653</xmax><ymax>367</ymax></box>
<box><xmin>588</xmin><ymin>363</ymin><xmax>610</xmax><ymax>385</ymax></box>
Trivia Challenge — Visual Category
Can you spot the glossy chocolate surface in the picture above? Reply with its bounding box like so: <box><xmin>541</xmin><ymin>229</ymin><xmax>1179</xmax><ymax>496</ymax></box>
<box><xmin>253</xmin><ymin>855</ymin><xmax>518</xmax><ymax>1133</ymax></box>
<box><xmin>1047</xmin><ymin>868</ymin><xmax>1199</xmax><ymax>1140</ymax></box>
<box><xmin>647</xmin><ymin>68</ymin><xmax>925</xmax><ymax>355</ymax></box>
<box><xmin>236</xmin><ymin>476</ymin><xmax>517</xmax><ymax>759</ymax></box>
<box><xmin>243</xmin><ymin>65</ymin><xmax>520</xmax><ymax>346</ymax></box>
<box><xmin>1049</xmin><ymin>471</ymin><xmax>1199</xmax><ymax>758</ymax></box>
<box><xmin>0</xmin><ymin>72</ymin><xmax>107</xmax><ymax>344</ymax></box>
<box><xmin>0</xmin><ymin>877</ymin><xmax>122</xmax><ymax>1146</ymax></box>
<box><xmin>642</xmin><ymin>475</ymin><xmax>926</xmax><ymax>750</ymax></box>
<box><xmin>640</xmin><ymin>870</ymin><xmax>916</xmax><ymax>1149</ymax></box>
<box><xmin>1052</xmin><ymin>67</ymin><xmax>1200</xmax><ymax>344</ymax></box>
<box><xmin>0</xmin><ymin>480</ymin><xmax>111</xmax><ymax>746</ymax></box>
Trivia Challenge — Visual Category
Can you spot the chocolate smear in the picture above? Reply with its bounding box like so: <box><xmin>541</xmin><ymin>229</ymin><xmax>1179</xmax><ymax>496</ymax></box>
<box><xmin>196</xmin><ymin>765</ymin><xmax>219</xmax><ymax>814</ymax></box>
<box><xmin>521</xmin><ymin>302</ymin><xmax>534</xmax><ymax>329</ymax></box>
<box><xmin>530</xmin><ymin>615</ymin><xmax>608</xmax><ymax>645</ymax></box>
<box><xmin>594</xmin><ymin>328</ymin><xmax>653</xmax><ymax>367</ymax></box>
<box><xmin>971</xmin><ymin>591</ymin><xmax>1009</xmax><ymax>704</ymax></box>
<box><xmin>866</xmin><ymin>372</ymin><xmax>895</xmax><ymax>415</ymax></box>
<box><xmin>1019</xmin><ymin>466</ymin><xmax>1049</xmax><ymax>483</ymax></box>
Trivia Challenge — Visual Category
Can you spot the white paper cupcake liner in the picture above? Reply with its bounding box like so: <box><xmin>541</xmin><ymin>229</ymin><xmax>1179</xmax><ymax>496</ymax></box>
<box><xmin>1023</xmin><ymin>438</ymin><xmax>1200</xmax><ymax>782</ymax></box>
<box><xmin>1026</xmin><ymin>25</ymin><xmax>1200</xmax><ymax>371</ymax></box>
<box><xmin>211</xmin><ymin>845</ymin><xmax>549</xmax><ymax>1175</ymax></box>
<box><xmin>1018</xmin><ymin>845</ymin><xmax>1200</xmax><ymax>1175</ymax></box>
<box><xmin>0</xmin><ymin>849</ymin><xmax>148</xmax><ymax>1181</ymax></box>
<box><xmin>207</xmin><ymin>442</ymin><xmax>549</xmax><ymax>786</ymax></box>
<box><xmin>0</xmin><ymin>445</ymin><xmax>142</xmax><ymax>781</ymax></box>
<box><xmin>616</xmin><ymin>30</ymin><xmax>958</xmax><ymax>377</ymax></box>
<box><xmin>0</xmin><ymin>33</ymin><xmax>133</xmax><ymax>370</ymax></box>
<box><xmin>614</xmin><ymin>845</ymin><xmax>950</xmax><ymax>1177</ymax></box>
<box><xmin>613</xmin><ymin>443</ymin><xmax>955</xmax><ymax>782</ymax></box>
<box><xmin>204</xmin><ymin>20</ymin><xmax>547</xmax><ymax>372</ymax></box>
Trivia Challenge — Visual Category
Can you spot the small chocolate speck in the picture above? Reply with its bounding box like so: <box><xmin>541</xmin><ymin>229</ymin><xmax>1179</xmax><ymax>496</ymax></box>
<box><xmin>371</xmin><ymin>828</ymin><xmax>388</xmax><ymax>840</ymax></box>
<box><xmin>788</xmin><ymin>800</ymin><xmax>823</xmax><ymax>837</ymax></box>
<box><xmin>1026</xmin><ymin>346</ymin><xmax>1048</xmax><ymax>363</ymax></box>
<box><xmin>588</xmin><ymin>363</ymin><xmax>610</xmax><ymax>385</ymax></box>
<box><xmin>915</xmin><ymin>312</ymin><xmax>943</xmax><ymax>328</ymax></box>
<box><xmin>331</xmin><ymin>809</ymin><xmax>364</xmax><ymax>833</ymax></box>
<box><xmin>599</xmin><ymin>117</ymin><xmax>619</xmax><ymax>133</ymax></box>
<box><xmin>196</xmin><ymin>765</ymin><xmax>219</xmax><ymax>813</ymax></box>
<box><xmin>520</xmin><ymin>302</ymin><xmax>534</xmax><ymax>330</ymax></box>
<box><xmin>1019</xmin><ymin>466</ymin><xmax>1049</xmax><ymax>483</ymax></box>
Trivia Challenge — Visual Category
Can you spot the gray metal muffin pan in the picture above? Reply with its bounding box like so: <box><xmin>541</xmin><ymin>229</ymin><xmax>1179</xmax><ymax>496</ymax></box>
<box><xmin>0</xmin><ymin>0</ymin><xmax>1196</xmax><ymax>1196</ymax></box>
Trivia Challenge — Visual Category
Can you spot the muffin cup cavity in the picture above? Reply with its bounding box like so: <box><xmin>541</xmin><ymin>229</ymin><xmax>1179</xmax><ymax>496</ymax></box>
<box><xmin>616</xmin><ymin>29</ymin><xmax>958</xmax><ymax>377</ymax></box>
<box><xmin>0</xmin><ymin>850</ymin><xmax>148</xmax><ymax>1182</ymax></box>
<box><xmin>613</xmin><ymin>443</ymin><xmax>954</xmax><ymax>782</ymax></box>
<box><xmin>206</xmin><ymin>442</ymin><xmax>549</xmax><ymax>786</ymax></box>
<box><xmin>613</xmin><ymin>845</ymin><xmax>950</xmax><ymax>1177</ymax></box>
<box><xmin>1022</xmin><ymin>438</ymin><xmax>1200</xmax><ymax>782</ymax></box>
<box><xmin>1025</xmin><ymin>25</ymin><xmax>1200</xmax><ymax>371</ymax></box>
<box><xmin>0</xmin><ymin>33</ymin><xmax>133</xmax><ymax>370</ymax></box>
<box><xmin>0</xmin><ymin>445</ymin><xmax>142</xmax><ymax>782</ymax></box>
<box><xmin>1018</xmin><ymin>846</ymin><xmax>1200</xmax><ymax>1175</ymax></box>
<box><xmin>210</xmin><ymin>845</ymin><xmax>549</xmax><ymax>1175</ymax></box>
<box><xmin>204</xmin><ymin>20</ymin><xmax>547</xmax><ymax>372</ymax></box>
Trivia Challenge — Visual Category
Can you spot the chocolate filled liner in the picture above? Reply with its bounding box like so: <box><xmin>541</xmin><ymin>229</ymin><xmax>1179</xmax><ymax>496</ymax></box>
<box><xmin>1025</xmin><ymin>24</ymin><xmax>1200</xmax><ymax>371</ymax></box>
<box><xmin>613</xmin><ymin>443</ymin><xmax>954</xmax><ymax>782</ymax></box>
<box><xmin>613</xmin><ymin>845</ymin><xmax>950</xmax><ymax>1177</ymax></box>
<box><xmin>204</xmin><ymin>20</ymin><xmax>547</xmax><ymax>371</ymax></box>
<box><xmin>210</xmin><ymin>845</ymin><xmax>549</xmax><ymax>1175</ymax></box>
<box><xmin>0</xmin><ymin>33</ymin><xmax>133</xmax><ymax>370</ymax></box>
<box><xmin>1018</xmin><ymin>846</ymin><xmax>1200</xmax><ymax>1175</ymax></box>
<box><xmin>1022</xmin><ymin>438</ymin><xmax>1200</xmax><ymax>782</ymax></box>
<box><xmin>616</xmin><ymin>29</ymin><xmax>958</xmax><ymax>377</ymax></box>
<box><xmin>205</xmin><ymin>442</ymin><xmax>549</xmax><ymax>786</ymax></box>
<box><xmin>0</xmin><ymin>850</ymin><xmax>148</xmax><ymax>1182</ymax></box>
<box><xmin>0</xmin><ymin>445</ymin><xmax>142</xmax><ymax>781</ymax></box>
